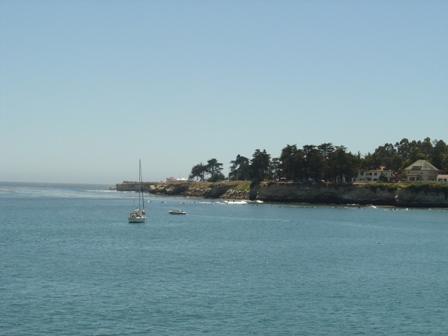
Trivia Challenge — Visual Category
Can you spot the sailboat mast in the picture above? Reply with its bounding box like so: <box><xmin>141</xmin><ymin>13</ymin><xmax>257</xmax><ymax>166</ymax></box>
<box><xmin>140</xmin><ymin>159</ymin><xmax>145</xmax><ymax>210</ymax></box>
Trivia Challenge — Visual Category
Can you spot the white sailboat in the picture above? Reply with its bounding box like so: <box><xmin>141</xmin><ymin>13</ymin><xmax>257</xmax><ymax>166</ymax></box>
<box><xmin>128</xmin><ymin>160</ymin><xmax>146</xmax><ymax>223</ymax></box>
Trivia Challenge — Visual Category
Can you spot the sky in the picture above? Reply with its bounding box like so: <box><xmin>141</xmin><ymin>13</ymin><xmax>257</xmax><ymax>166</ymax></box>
<box><xmin>1</xmin><ymin>0</ymin><xmax>447</xmax><ymax>184</ymax></box>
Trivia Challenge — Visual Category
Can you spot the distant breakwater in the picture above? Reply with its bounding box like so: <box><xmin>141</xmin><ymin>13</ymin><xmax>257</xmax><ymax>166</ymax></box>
<box><xmin>115</xmin><ymin>181</ymin><xmax>448</xmax><ymax>208</ymax></box>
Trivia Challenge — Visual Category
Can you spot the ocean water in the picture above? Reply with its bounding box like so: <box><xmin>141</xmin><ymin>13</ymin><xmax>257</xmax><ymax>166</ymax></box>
<box><xmin>1</xmin><ymin>182</ymin><xmax>448</xmax><ymax>335</ymax></box>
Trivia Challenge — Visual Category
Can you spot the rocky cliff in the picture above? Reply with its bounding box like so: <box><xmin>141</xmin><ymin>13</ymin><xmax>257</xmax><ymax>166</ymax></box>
<box><xmin>252</xmin><ymin>182</ymin><xmax>448</xmax><ymax>207</ymax></box>
<box><xmin>395</xmin><ymin>186</ymin><xmax>448</xmax><ymax>207</ymax></box>
<box><xmin>252</xmin><ymin>183</ymin><xmax>396</xmax><ymax>205</ymax></box>
<box><xmin>116</xmin><ymin>181</ymin><xmax>251</xmax><ymax>199</ymax></box>
<box><xmin>115</xmin><ymin>181</ymin><xmax>448</xmax><ymax>207</ymax></box>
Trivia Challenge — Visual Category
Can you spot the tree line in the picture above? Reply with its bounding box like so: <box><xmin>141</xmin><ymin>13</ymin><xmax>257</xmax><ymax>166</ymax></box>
<box><xmin>189</xmin><ymin>138</ymin><xmax>448</xmax><ymax>183</ymax></box>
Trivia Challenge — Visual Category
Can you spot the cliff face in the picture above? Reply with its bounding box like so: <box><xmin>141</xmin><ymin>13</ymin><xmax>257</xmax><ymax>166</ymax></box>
<box><xmin>253</xmin><ymin>183</ymin><xmax>396</xmax><ymax>205</ymax></box>
<box><xmin>253</xmin><ymin>183</ymin><xmax>448</xmax><ymax>207</ymax></box>
<box><xmin>147</xmin><ymin>182</ymin><xmax>250</xmax><ymax>199</ymax></box>
<box><xmin>396</xmin><ymin>188</ymin><xmax>448</xmax><ymax>207</ymax></box>
<box><xmin>115</xmin><ymin>181</ymin><xmax>448</xmax><ymax>207</ymax></box>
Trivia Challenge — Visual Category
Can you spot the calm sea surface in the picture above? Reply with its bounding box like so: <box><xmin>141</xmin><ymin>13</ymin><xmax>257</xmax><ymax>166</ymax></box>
<box><xmin>1</xmin><ymin>182</ymin><xmax>448</xmax><ymax>335</ymax></box>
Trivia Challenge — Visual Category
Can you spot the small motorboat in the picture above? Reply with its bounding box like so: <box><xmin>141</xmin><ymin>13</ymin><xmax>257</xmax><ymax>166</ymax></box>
<box><xmin>168</xmin><ymin>210</ymin><xmax>187</xmax><ymax>215</ymax></box>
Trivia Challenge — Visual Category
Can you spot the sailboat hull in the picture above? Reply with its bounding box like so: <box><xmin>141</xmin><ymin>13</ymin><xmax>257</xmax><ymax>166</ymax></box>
<box><xmin>128</xmin><ymin>215</ymin><xmax>146</xmax><ymax>223</ymax></box>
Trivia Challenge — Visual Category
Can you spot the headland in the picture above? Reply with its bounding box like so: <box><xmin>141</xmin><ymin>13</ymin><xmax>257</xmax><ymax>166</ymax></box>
<box><xmin>115</xmin><ymin>181</ymin><xmax>448</xmax><ymax>208</ymax></box>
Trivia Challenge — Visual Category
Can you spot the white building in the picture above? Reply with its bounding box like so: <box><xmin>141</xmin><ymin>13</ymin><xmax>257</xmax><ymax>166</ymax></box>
<box><xmin>404</xmin><ymin>160</ymin><xmax>441</xmax><ymax>182</ymax></box>
<box><xmin>355</xmin><ymin>167</ymin><xmax>395</xmax><ymax>182</ymax></box>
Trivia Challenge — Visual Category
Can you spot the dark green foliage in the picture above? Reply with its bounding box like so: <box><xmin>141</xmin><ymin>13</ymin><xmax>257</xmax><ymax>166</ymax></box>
<box><xmin>229</xmin><ymin>155</ymin><xmax>250</xmax><ymax>180</ymax></box>
<box><xmin>364</xmin><ymin>143</ymin><xmax>401</xmax><ymax>171</ymax></box>
<box><xmin>206</xmin><ymin>158</ymin><xmax>223</xmax><ymax>179</ymax></box>
<box><xmin>190</xmin><ymin>158</ymin><xmax>224</xmax><ymax>181</ymax></box>
<box><xmin>249</xmin><ymin>149</ymin><xmax>271</xmax><ymax>182</ymax></box>
<box><xmin>326</xmin><ymin>146</ymin><xmax>359</xmax><ymax>183</ymax></box>
<box><xmin>208</xmin><ymin>171</ymin><xmax>225</xmax><ymax>182</ymax></box>
<box><xmin>278</xmin><ymin>144</ymin><xmax>304</xmax><ymax>181</ymax></box>
<box><xmin>190</xmin><ymin>163</ymin><xmax>208</xmax><ymax>181</ymax></box>
<box><xmin>379</xmin><ymin>173</ymin><xmax>389</xmax><ymax>182</ymax></box>
<box><xmin>190</xmin><ymin>138</ymin><xmax>448</xmax><ymax>184</ymax></box>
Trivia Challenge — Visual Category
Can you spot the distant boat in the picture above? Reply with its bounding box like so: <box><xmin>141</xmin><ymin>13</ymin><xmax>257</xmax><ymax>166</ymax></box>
<box><xmin>168</xmin><ymin>210</ymin><xmax>187</xmax><ymax>215</ymax></box>
<box><xmin>128</xmin><ymin>160</ymin><xmax>146</xmax><ymax>223</ymax></box>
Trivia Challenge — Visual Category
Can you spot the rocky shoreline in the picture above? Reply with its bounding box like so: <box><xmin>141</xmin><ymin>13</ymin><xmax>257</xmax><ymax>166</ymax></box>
<box><xmin>150</xmin><ymin>183</ymin><xmax>249</xmax><ymax>199</ymax></box>
<box><xmin>116</xmin><ymin>181</ymin><xmax>250</xmax><ymax>199</ymax></box>
<box><xmin>115</xmin><ymin>181</ymin><xmax>448</xmax><ymax>208</ymax></box>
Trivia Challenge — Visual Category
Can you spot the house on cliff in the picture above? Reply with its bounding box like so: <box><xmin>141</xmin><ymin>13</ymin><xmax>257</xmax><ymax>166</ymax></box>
<box><xmin>404</xmin><ymin>160</ymin><xmax>441</xmax><ymax>182</ymax></box>
<box><xmin>354</xmin><ymin>166</ymin><xmax>396</xmax><ymax>182</ymax></box>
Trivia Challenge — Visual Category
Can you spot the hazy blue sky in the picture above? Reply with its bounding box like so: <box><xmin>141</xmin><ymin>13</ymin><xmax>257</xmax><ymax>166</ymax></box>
<box><xmin>1</xmin><ymin>0</ymin><xmax>447</xmax><ymax>184</ymax></box>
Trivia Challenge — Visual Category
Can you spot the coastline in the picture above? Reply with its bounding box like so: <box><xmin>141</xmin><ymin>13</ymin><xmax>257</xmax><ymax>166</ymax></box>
<box><xmin>115</xmin><ymin>181</ymin><xmax>448</xmax><ymax>208</ymax></box>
